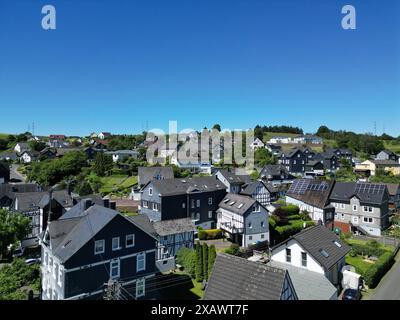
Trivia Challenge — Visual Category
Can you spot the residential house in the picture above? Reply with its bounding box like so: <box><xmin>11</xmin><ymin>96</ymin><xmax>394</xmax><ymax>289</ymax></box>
<box><xmin>375</xmin><ymin>150</ymin><xmax>399</xmax><ymax>162</ymax></box>
<box><xmin>19</xmin><ymin>150</ymin><xmax>39</xmax><ymax>163</ymax></box>
<box><xmin>250</xmin><ymin>138</ymin><xmax>265</xmax><ymax>150</ymax></box>
<box><xmin>48</xmin><ymin>139</ymin><xmax>69</xmax><ymax>149</ymax></box>
<box><xmin>385</xmin><ymin>183</ymin><xmax>400</xmax><ymax>212</ymax></box>
<box><xmin>14</xmin><ymin>142</ymin><xmax>30</xmax><ymax>154</ymax></box>
<box><xmin>331</xmin><ymin>148</ymin><xmax>353</xmax><ymax>163</ymax></box>
<box><xmin>0</xmin><ymin>183</ymin><xmax>40</xmax><ymax>209</ymax></box>
<box><xmin>240</xmin><ymin>180</ymin><xmax>279</xmax><ymax>206</ymax></box>
<box><xmin>270</xmin><ymin>225</ymin><xmax>351</xmax><ymax>286</ymax></box>
<box><xmin>84</xmin><ymin>147</ymin><xmax>102</xmax><ymax>160</ymax></box>
<box><xmin>152</xmin><ymin>217</ymin><xmax>196</xmax><ymax>272</ymax></box>
<box><xmin>0</xmin><ymin>151</ymin><xmax>18</xmax><ymax>162</ymax></box>
<box><xmin>49</xmin><ymin>135</ymin><xmax>66</xmax><ymax>140</ymax></box>
<box><xmin>285</xmin><ymin>179</ymin><xmax>335</xmax><ymax>227</ymax></box>
<box><xmin>0</xmin><ymin>161</ymin><xmax>10</xmax><ymax>184</ymax></box>
<box><xmin>217</xmin><ymin>193</ymin><xmax>269</xmax><ymax>247</ymax></box>
<box><xmin>39</xmin><ymin>147</ymin><xmax>57</xmax><ymax>160</ymax></box>
<box><xmin>98</xmin><ymin>132</ymin><xmax>111</xmax><ymax>140</ymax></box>
<box><xmin>105</xmin><ymin>150</ymin><xmax>140</xmax><ymax>163</ymax></box>
<box><xmin>268</xmin><ymin>136</ymin><xmax>293</xmax><ymax>144</ymax></box>
<box><xmin>138</xmin><ymin>167</ymin><xmax>174</xmax><ymax>188</ymax></box>
<box><xmin>140</xmin><ymin>176</ymin><xmax>227</xmax><ymax>229</ymax></box>
<box><xmin>265</xmin><ymin>144</ymin><xmax>282</xmax><ymax>156</ymax></box>
<box><xmin>304</xmin><ymin>161</ymin><xmax>324</xmax><ymax>177</ymax></box>
<box><xmin>355</xmin><ymin>160</ymin><xmax>400</xmax><ymax>176</ymax></box>
<box><xmin>204</xmin><ymin>253</ymin><xmax>297</xmax><ymax>300</ymax></box>
<box><xmin>330</xmin><ymin>182</ymin><xmax>390</xmax><ymax>236</ymax></box>
<box><xmin>293</xmin><ymin>135</ymin><xmax>323</xmax><ymax>145</ymax></box>
<box><xmin>268</xmin><ymin>260</ymin><xmax>338</xmax><ymax>300</ymax></box>
<box><xmin>214</xmin><ymin>169</ymin><xmax>250</xmax><ymax>194</ymax></box>
<box><xmin>40</xmin><ymin>199</ymin><xmax>158</xmax><ymax>300</ymax></box>
<box><xmin>312</xmin><ymin>151</ymin><xmax>338</xmax><ymax>172</ymax></box>
<box><xmin>259</xmin><ymin>164</ymin><xmax>296</xmax><ymax>187</ymax></box>
<box><xmin>277</xmin><ymin>148</ymin><xmax>307</xmax><ymax>174</ymax></box>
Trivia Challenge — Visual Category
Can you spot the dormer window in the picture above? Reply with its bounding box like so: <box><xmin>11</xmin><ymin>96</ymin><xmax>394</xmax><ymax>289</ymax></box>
<box><xmin>149</xmin><ymin>188</ymin><xmax>153</xmax><ymax>196</ymax></box>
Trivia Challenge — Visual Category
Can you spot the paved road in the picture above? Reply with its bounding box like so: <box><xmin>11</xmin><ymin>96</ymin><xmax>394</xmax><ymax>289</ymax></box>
<box><xmin>369</xmin><ymin>251</ymin><xmax>400</xmax><ymax>300</ymax></box>
<box><xmin>9</xmin><ymin>164</ymin><xmax>26</xmax><ymax>183</ymax></box>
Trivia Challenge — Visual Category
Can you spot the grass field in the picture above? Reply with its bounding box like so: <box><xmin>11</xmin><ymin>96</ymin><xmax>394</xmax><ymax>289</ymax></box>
<box><xmin>99</xmin><ymin>175</ymin><xmax>138</xmax><ymax>194</ymax></box>
<box><xmin>383</xmin><ymin>141</ymin><xmax>400</xmax><ymax>153</ymax></box>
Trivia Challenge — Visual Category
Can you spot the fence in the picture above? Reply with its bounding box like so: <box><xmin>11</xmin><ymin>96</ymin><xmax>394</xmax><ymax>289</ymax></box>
<box><xmin>353</xmin><ymin>234</ymin><xmax>400</xmax><ymax>249</ymax></box>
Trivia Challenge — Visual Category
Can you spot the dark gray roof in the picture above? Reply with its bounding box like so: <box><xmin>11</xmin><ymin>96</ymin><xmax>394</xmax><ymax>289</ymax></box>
<box><xmin>277</xmin><ymin>225</ymin><xmax>351</xmax><ymax>270</ymax></box>
<box><xmin>287</xmin><ymin>179</ymin><xmax>335</xmax><ymax>209</ymax></box>
<box><xmin>13</xmin><ymin>192</ymin><xmax>47</xmax><ymax>211</ymax></box>
<box><xmin>39</xmin><ymin>190</ymin><xmax>74</xmax><ymax>209</ymax></box>
<box><xmin>371</xmin><ymin>160</ymin><xmax>400</xmax><ymax>167</ymax></box>
<box><xmin>128</xmin><ymin>214</ymin><xmax>158</xmax><ymax>238</ymax></box>
<box><xmin>379</xmin><ymin>150</ymin><xmax>396</xmax><ymax>156</ymax></box>
<box><xmin>148</xmin><ymin>176</ymin><xmax>226</xmax><ymax>196</ymax></box>
<box><xmin>241</xmin><ymin>180</ymin><xmax>277</xmax><ymax>196</ymax></box>
<box><xmin>138</xmin><ymin>166</ymin><xmax>174</xmax><ymax>187</ymax></box>
<box><xmin>215</xmin><ymin>169</ymin><xmax>250</xmax><ymax>185</ymax></box>
<box><xmin>0</xmin><ymin>183</ymin><xmax>40</xmax><ymax>200</ymax></box>
<box><xmin>385</xmin><ymin>183</ymin><xmax>400</xmax><ymax>196</ymax></box>
<box><xmin>260</xmin><ymin>165</ymin><xmax>293</xmax><ymax>179</ymax></box>
<box><xmin>204</xmin><ymin>253</ymin><xmax>294</xmax><ymax>300</ymax></box>
<box><xmin>330</xmin><ymin>182</ymin><xmax>388</xmax><ymax>205</ymax></box>
<box><xmin>153</xmin><ymin>218</ymin><xmax>196</xmax><ymax>236</ymax></box>
<box><xmin>219</xmin><ymin>193</ymin><xmax>257</xmax><ymax>216</ymax></box>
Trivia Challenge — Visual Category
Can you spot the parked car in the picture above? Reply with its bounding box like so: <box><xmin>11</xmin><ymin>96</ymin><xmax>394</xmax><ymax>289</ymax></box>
<box><xmin>12</xmin><ymin>243</ymin><xmax>25</xmax><ymax>258</ymax></box>
<box><xmin>342</xmin><ymin>289</ymin><xmax>362</xmax><ymax>300</ymax></box>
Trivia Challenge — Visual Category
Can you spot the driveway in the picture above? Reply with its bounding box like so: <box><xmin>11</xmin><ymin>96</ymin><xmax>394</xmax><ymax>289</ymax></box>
<box><xmin>369</xmin><ymin>251</ymin><xmax>400</xmax><ymax>300</ymax></box>
<box><xmin>199</xmin><ymin>239</ymin><xmax>233</xmax><ymax>252</ymax></box>
<box><xmin>9</xmin><ymin>164</ymin><xmax>27</xmax><ymax>183</ymax></box>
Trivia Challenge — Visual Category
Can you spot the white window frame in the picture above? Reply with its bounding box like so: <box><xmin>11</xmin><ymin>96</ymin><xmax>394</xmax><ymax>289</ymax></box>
<box><xmin>352</xmin><ymin>216</ymin><xmax>359</xmax><ymax>224</ymax></box>
<box><xmin>126</xmin><ymin>234</ymin><xmax>135</xmax><ymax>248</ymax></box>
<box><xmin>142</xmin><ymin>200</ymin><xmax>148</xmax><ymax>208</ymax></box>
<box><xmin>301</xmin><ymin>252</ymin><xmax>307</xmax><ymax>268</ymax></box>
<box><xmin>94</xmin><ymin>240</ymin><xmax>105</xmax><ymax>255</ymax></box>
<box><xmin>182</xmin><ymin>202</ymin><xmax>186</xmax><ymax>209</ymax></box>
<box><xmin>136</xmin><ymin>278</ymin><xmax>146</xmax><ymax>298</ymax></box>
<box><xmin>353</xmin><ymin>205</ymin><xmax>358</xmax><ymax>211</ymax></box>
<box><xmin>196</xmin><ymin>199</ymin><xmax>200</xmax><ymax>208</ymax></box>
<box><xmin>137</xmin><ymin>252</ymin><xmax>146</xmax><ymax>272</ymax></box>
<box><xmin>208</xmin><ymin>211</ymin><xmax>212</xmax><ymax>219</ymax></box>
<box><xmin>208</xmin><ymin>197</ymin><xmax>213</xmax><ymax>205</ymax></box>
<box><xmin>152</xmin><ymin>203</ymin><xmax>158</xmax><ymax>211</ymax></box>
<box><xmin>57</xmin><ymin>268</ymin><xmax>63</xmax><ymax>287</ymax></box>
<box><xmin>110</xmin><ymin>259</ymin><xmax>120</xmax><ymax>279</ymax></box>
<box><xmin>340</xmin><ymin>204</ymin><xmax>345</xmax><ymax>209</ymax></box>
<box><xmin>112</xmin><ymin>237</ymin><xmax>121</xmax><ymax>251</ymax></box>
<box><xmin>363</xmin><ymin>217</ymin><xmax>374</xmax><ymax>224</ymax></box>
<box><xmin>149</xmin><ymin>188</ymin><xmax>153</xmax><ymax>196</ymax></box>
<box><xmin>53</xmin><ymin>262</ymin><xmax>58</xmax><ymax>280</ymax></box>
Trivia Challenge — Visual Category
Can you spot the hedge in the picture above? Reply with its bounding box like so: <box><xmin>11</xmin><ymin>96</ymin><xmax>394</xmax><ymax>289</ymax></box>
<box><xmin>363</xmin><ymin>252</ymin><xmax>395</xmax><ymax>288</ymax></box>
<box><xmin>198</xmin><ymin>229</ymin><xmax>223</xmax><ymax>240</ymax></box>
<box><xmin>350</xmin><ymin>244</ymin><xmax>386</xmax><ymax>258</ymax></box>
<box><xmin>176</xmin><ymin>248</ymin><xmax>196</xmax><ymax>278</ymax></box>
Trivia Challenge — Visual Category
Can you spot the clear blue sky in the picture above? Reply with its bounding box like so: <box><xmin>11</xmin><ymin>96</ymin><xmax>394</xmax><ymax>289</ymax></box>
<box><xmin>0</xmin><ymin>0</ymin><xmax>399</xmax><ymax>136</ymax></box>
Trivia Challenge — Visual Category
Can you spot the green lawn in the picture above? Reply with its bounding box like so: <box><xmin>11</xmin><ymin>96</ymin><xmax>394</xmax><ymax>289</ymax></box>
<box><xmin>383</xmin><ymin>141</ymin><xmax>400</xmax><ymax>153</ymax></box>
<box><xmin>345</xmin><ymin>256</ymin><xmax>375</xmax><ymax>274</ymax></box>
<box><xmin>346</xmin><ymin>239</ymin><xmax>394</xmax><ymax>252</ymax></box>
<box><xmin>99</xmin><ymin>175</ymin><xmax>138</xmax><ymax>194</ymax></box>
<box><xmin>157</xmin><ymin>271</ymin><xmax>204</xmax><ymax>300</ymax></box>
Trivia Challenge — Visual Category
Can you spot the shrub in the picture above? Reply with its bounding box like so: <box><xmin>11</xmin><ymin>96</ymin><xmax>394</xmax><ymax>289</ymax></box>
<box><xmin>195</xmin><ymin>242</ymin><xmax>203</xmax><ymax>283</ymax></box>
<box><xmin>198</xmin><ymin>229</ymin><xmax>223</xmax><ymax>240</ymax></box>
<box><xmin>224</xmin><ymin>243</ymin><xmax>240</xmax><ymax>256</ymax></box>
<box><xmin>202</xmin><ymin>243</ymin><xmax>208</xmax><ymax>280</ymax></box>
<box><xmin>350</xmin><ymin>243</ymin><xmax>385</xmax><ymax>258</ymax></box>
<box><xmin>208</xmin><ymin>245</ymin><xmax>217</xmax><ymax>279</ymax></box>
<box><xmin>176</xmin><ymin>248</ymin><xmax>196</xmax><ymax>278</ymax></box>
<box><xmin>364</xmin><ymin>252</ymin><xmax>395</xmax><ymax>288</ymax></box>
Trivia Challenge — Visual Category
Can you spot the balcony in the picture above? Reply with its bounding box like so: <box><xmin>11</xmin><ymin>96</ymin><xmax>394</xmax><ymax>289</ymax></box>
<box><xmin>219</xmin><ymin>222</ymin><xmax>244</xmax><ymax>234</ymax></box>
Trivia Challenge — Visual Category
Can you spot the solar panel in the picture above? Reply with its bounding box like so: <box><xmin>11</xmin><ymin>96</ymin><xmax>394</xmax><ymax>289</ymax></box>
<box><xmin>289</xmin><ymin>179</ymin><xmax>310</xmax><ymax>195</ymax></box>
<box><xmin>355</xmin><ymin>183</ymin><xmax>385</xmax><ymax>195</ymax></box>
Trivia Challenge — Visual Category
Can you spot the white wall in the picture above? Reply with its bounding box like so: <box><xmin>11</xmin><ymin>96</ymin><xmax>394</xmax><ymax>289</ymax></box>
<box><xmin>271</xmin><ymin>240</ymin><xmax>325</xmax><ymax>275</ymax></box>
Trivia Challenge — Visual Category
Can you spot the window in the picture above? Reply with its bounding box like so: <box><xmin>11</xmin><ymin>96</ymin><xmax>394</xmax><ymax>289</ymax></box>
<box><xmin>341</xmin><ymin>214</ymin><xmax>345</xmax><ymax>220</ymax></box>
<box><xmin>182</xmin><ymin>202</ymin><xmax>186</xmax><ymax>209</ymax></box>
<box><xmin>208</xmin><ymin>211</ymin><xmax>213</xmax><ymax>219</ymax></box>
<box><xmin>261</xmin><ymin>234</ymin><xmax>265</xmax><ymax>239</ymax></box>
<box><xmin>293</xmin><ymin>160</ymin><xmax>297</xmax><ymax>164</ymax></box>
<box><xmin>249</xmin><ymin>236</ymin><xmax>253</xmax><ymax>241</ymax></box>
<box><xmin>334</xmin><ymin>213</ymin><xmax>338</xmax><ymax>219</ymax></box>
<box><xmin>352</xmin><ymin>216</ymin><xmax>359</xmax><ymax>224</ymax></box>
<box><xmin>340</xmin><ymin>204</ymin><xmax>345</xmax><ymax>209</ymax></box>
<box><xmin>208</xmin><ymin>197</ymin><xmax>213</xmax><ymax>205</ymax></box>
<box><xmin>94</xmin><ymin>240</ymin><xmax>105</xmax><ymax>255</ymax></box>
<box><xmin>48</xmin><ymin>257</ymin><xmax>53</xmax><ymax>272</ymax></box>
<box><xmin>353</xmin><ymin>205</ymin><xmax>358</xmax><ymax>211</ymax></box>
<box><xmin>261</xmin><ymin>221</ymin><xmax>265</xmax><ymax>228</ymax></box>
<box><xmin>248</xmin><ymin>222</ymin><xmax>252</xmax><ymax>229</ymax></box>
<box><xmin>136</xmin><ymin>278</ymin><xmax>146</xmax><ymax>298</ymax></box>
<box><xmin>196</xmin><ymin>200</ymin><xmax>200</xmax><ymax>207</ymax></box>
<box><xmin>112</xmin><ymin>237</ymin><xmax>121</xmax><ymax>251</ymax></box>
<box><xmin>137</xmin><ymin>253</ymin><xmax>146</xmax><ymax>272</ymax></box>
<box><xmin>149</xmin><ymin>188</ymin><xmax>153</xmax><ymax>196</ymax></box>
<box><xmin>142</xmin><ymin>200</ymin><xmax>148</xmax><ymax>208</ymax></box>
<box><xmin>363</xmin><ymin>217</ymin><xmax>374</xmax><ymax>224</ymax></box>
<box><xmin>53</xmin><ymin>263</ymin><xmax>58</xmax><ymax>280</ymax></box>
<box><xmin>301</xmin><ymin>252</ymin><xmax>307</xmax><ymax>267</ymax></box>
<box><xmin>152</xmin><ymin>203</ymin><xmax>159</xmax><ymax>211</ymax></box>
<box><xmin>58</xmin><ymin>268</ymin><xmax>63</xmax><ymax>287</ymax></box>
<box><xmin>126</xmin><ymin>234</ymin><xmax>135</xmax><ymax>248</ymax></box>
<box><xmin>363</xmin><ymin>206</ymin><xmax>373</xmax><ymax>213</ymax></box>
<box><xmin>253</xmin><ymin>205</ymin><xmax>260</xmax><ymax>212</ymax></box>
<box><xmin>191</xmin><ymin>199</ymin><xmax>195</xmax><ymax>208</ymax></box>
<box><xmin>286</xmin><ymin>248</ymin><xmax>292</xmax><ymax>263</ymax></box>
<box><xmin>44</xmin><ymin>252</ymin><xmax>48</xmax><ymax>266</ymax></box>
<box><xmin>110</xmin><ymin>260</ymin><xmax>120</xmax><ymax>279</ymax></box>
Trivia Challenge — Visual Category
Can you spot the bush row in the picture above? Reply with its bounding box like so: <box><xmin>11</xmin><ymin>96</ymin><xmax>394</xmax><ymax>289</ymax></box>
<box><xmin>350</xmin><ymin>244</ymin><xmax>386</xmax><ymax>258</ymax></box>
<box><xmin>363</xmin><ymin>252</ymin><xmax>395</xmax><ymax>288</ymax></box>
<box><xmin>198</xmin><ymin>229</ymin><xmax>223</xmax><ymax>240</ymax></box>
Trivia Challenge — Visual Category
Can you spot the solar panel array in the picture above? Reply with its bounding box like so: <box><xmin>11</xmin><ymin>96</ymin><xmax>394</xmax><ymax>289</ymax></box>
<box><xmin>355</xmin><ymin>183</ymin><xmax>386</xmax><ymax>195</ymax></box>
<box><xmin>289</xmin><ymin>179</ymin><xmax>330</xmax><ymax>195</ymax></box>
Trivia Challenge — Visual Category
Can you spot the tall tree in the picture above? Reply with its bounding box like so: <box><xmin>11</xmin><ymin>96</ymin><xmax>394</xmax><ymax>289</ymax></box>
<box><xmin>212</xmin><ymin>124</ymin><xmax>221</xmax><ymax>132</ymax></box>
<box><xmin>202</xmin><ymin>243</ymin><xmax>208</xmax><ymax>281</ymax></box>
<box><xmin>93</xmin><ymin>152</ymin><xmax>114</xmax><ymax>177</ymax></box>
<box><xmin>207</xmin><ymin>245</ymin><xmax>217</xmax><ymax>280</ymax></box>
<box><xmin>195</xmin><ymin>242</ymin><xmax>203</xmax><ymax>283</ymax></box>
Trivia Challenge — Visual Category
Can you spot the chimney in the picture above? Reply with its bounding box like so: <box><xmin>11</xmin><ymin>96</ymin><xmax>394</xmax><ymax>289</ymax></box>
<box><xmin>110</xmin><ymin>201</ymin><xmax>116</xmax><ymax>210</ymax></box>
<box><xmin>83</xmin><ymin>199</ymin><xmax>93</xmax><ymax>210</ymax></box>
<box><xmin>103</xmin><ymin>198</ymin><xmax>110</xmax><ymax>208</ymax></box>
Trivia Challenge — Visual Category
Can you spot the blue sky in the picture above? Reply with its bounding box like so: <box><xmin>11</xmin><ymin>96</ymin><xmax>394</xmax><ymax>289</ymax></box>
<box><xmin>0</xmin><ymin>0</ymin><xmax>399</xmax><ymax>136</ymax></box>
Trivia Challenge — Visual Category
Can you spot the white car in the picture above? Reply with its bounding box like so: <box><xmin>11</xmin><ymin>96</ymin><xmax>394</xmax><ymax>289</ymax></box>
<box><xmin>25</xmin><ymin>258</ymin><xmax>41</xmax><ymax>265</ymax></box>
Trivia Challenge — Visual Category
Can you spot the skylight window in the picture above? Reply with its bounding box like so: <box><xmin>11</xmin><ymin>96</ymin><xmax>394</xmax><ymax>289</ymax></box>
<box><xmin>238</xmin><ymin>203</ymin><xmax>244</xmax><ymax>209</ymax></box>
<box><xmin>333</xmin><ymin>241</ymin><xmax>342</xmax><ymax>248</ymax></box>
<box><xmin>229</xmin><ymin>201</ymin><xmax>236</xmax><ymax>206</ymax></box>
<box><xmin>63</xmin><ymin>240</ymin><xmax>72</xmax><ymax>248</ymax></box>
<box><xmin>224</xmin><ymin>199</ymin><xmax>230</xmax><ymax>203</ymax></box>
<box><xmin>319</xmin><ymin>249</ymin><xmax>330</xmax><ymax>258</ymax></box>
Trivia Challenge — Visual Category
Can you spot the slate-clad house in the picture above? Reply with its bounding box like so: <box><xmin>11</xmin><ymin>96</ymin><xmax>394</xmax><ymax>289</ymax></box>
<box><xmin>259</xmin><ymin>164</ymin><xmax>296</xmax><ymax>186</ymax></box>
<box><xmin>331</xmin><ymin>148</ymin><xmax>353</xmax><ymax>163</ymax></box>
<box><xmin>140</xmin><ymin>177</ymin><xmax>227</xmax><ymax>229</ymax></box>
<box><xmin>0</xmin><ymin>161</ymin><xmax>10</xmax><ymax>184</ymax></box>
<box><xmin>40</xmin><ymin>199</ymin><xmax>157</xmax><ymax>300</ymax></box>
<box><xmin>304</xmin><ymin>160</ymin><xmax>324</xmax><ymax>177</ymax></box>
<box><xmin>385</xmin><ymin>183</ymin><xmax>400</xmax><ymax>211</ymax></box>
<box><xmin>312</xmin><ymin>151</ymin><xmax>338</xmax><ymax>172</ymax></box>
<box><xmin>214</xmin><ymin>169</ymin><xmax>250</xmax><ymax>194</ymax></box>
<box><xmin>138</xmin><ymin>167</ymin><xmax>174</xmax><ymax>188</ymax></box>
<box><xmin>217</xmin><ymin>193</ymin><xmax>269</xmax><ymax>247</ymax></box>
<box><xmin>375</xmin><ymin>150</ymin><xmax>399</xmax><ymax>162</ymax></box>
<box><xmin>14</xmin><ymin>142</ymin><xmax>30</xmax><ymax>154</ymax></box>
<box><xmin>286</xmin><ymin>179</ymin><xmax>335</xmax><ymax>227</ymax></box>
<box><xmin>19</xmin><ymin>150</ymin><xmax>39</xmax><ymax>163</ymax></box>
<box><xmin>204</xmin><ymin>253</ymin><xmax>297</xmax><ymax>300</ymax></box>
<box><xmin>277</xmin><ymin>148</ymin><xmax>307</xmax><ymax>174</ymax></box>
<box><xmin>240</xmin><ymin>180</ymin><xmax>278</xmax><ymax>206</ymax></box>
<box><xmin>271</xmin><ymin>225</ymin><xmax>351</xmax><ymax>286</ymax></box>
<box><xmin>0</xmin><ymin>183</ymin><xmax>40</xmax><ymax>209</ymax></box>
<box><xmin>330</xmin><ymin>182</ymin><xmax>390</xmax><ymax>237</ymax></box>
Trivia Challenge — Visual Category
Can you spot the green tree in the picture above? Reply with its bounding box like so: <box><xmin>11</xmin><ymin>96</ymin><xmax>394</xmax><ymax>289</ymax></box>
<box><xmin>0</xmin><ymin>139</ymin><xmax>8</xmax><ymax>150</ymax></box>
<box><xmin>0</xmin><ymin>209</ymin><xmax>31</xmax><ymax>258</ymax></box>
<box><xmin>202</xmin><ymin>243</ymin><xmax>208</xmax><ymax>280</ymax></box>
<box><xmin>255</xmin><ymin>148</ymin><xmax>276</xmax><ymax>167</ymax></box>
<box><xmin>93</xmin><ymin>152</ymin><xmax>114</xmax><ymax>177</ymax></box>
<box><xmin>195</xmin><ymin>242</ymin><xmax>203</xmax><ymax>283</ymax></box>
<box><xmin>28</xmin><ymin>140</ymin><xmax>47</xmax><ymax>152</ymax></box>
<box><xmin>207</xmin><ymin>245</ymin><xmax>217</xmax><ymax>280</ymax></box>
<box><xmin>212</xmin><ymin>124</ymin><xmax>221</xmax><ymax>132</ymax></box>
<box><xmin>74</xmin><ymin>181</ymin><xmax>93</xmax><ymax>196</ymax></box>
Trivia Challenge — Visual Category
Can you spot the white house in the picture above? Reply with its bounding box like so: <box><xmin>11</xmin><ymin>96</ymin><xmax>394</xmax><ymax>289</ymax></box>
<box><xmin>270</xmin><ymin>225</ymin><xmax>351</xmax><ymax>286</ymax></box>
<box><xmin>14</xmin><ymin>143</ymin><xmax>30</xmax><ymax>154</ymax></box>
<box><xmin>20</xmin><ymin>151</ymin><xmax>39</xmax><ymax>164</ymax></box>
<box><xmin>268</xmin><ymin>136</ymin><xmax>293</xmax><ymax>144</ymax></box>
<box><xmin>250</xmin><ymin>138</ymin><xmax>265</xmax><ymax>150</ymax></box>
<box><xmin>98</xmin><ymin>132</ymin><xmax>111</xmax><ymax>140</ymax></box>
